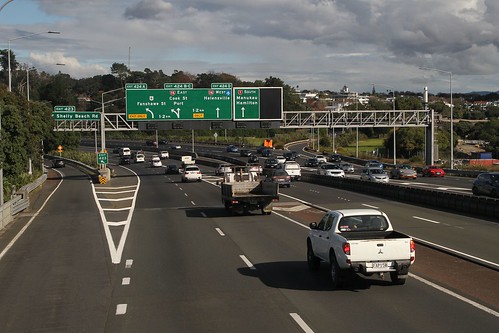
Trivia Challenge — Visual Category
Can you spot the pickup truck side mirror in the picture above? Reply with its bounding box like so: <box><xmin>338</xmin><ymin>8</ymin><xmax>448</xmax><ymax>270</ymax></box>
<box><xmin>309</xmin><ymin>222</ymin><xmax>318</xmax><ymax>230</ymax></box>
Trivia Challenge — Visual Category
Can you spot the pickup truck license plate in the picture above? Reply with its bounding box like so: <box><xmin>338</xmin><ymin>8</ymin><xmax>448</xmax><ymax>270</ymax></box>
<box><xmin>372</xmin><ymin>262</ymin><xmax>388</xmax><ymax>269</ymax></box>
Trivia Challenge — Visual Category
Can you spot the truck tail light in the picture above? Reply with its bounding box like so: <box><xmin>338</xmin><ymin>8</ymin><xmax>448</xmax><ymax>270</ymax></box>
<box><xmin>343</xmin><ymin>242</ymin><xmax>351</xmax><ymax>255</ymax></box>
<box><xmin>410</xmin><ymin>239</ymin><xmax>415</xmax><ymax>262</ymax></box>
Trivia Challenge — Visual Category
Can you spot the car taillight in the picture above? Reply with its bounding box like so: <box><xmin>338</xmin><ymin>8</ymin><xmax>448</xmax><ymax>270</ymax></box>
<box><xmin>343</xmin><ymin>242</ymin><xmax>351</xmax><ymax>255</ymax></box>
<box><xmin>410</xmin><ymin>239</ymin><xmax>415</xmax><ymax>262</ymax></box>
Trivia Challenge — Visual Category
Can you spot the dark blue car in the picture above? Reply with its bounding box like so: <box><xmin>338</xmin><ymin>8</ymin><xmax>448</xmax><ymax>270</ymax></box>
<box><xmin>472</xmin><ymin>172</ymin><xmax>499</xmax><ymax>198</ymax></box>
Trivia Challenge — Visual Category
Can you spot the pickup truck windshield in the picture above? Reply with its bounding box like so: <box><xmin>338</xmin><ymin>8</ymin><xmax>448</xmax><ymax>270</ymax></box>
<box><xmin>338</xmin><ymin>215</ymin><xmax>388</xmax><ymax>232</ymax></box>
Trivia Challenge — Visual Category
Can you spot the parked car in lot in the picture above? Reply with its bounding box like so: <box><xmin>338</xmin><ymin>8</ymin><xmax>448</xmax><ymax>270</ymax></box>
<box><xmin>181</xmin><ymin>165</ymin><xmax>202</xmax><ymax>182</ymax></box>
<box><xmin>150</xmin><ymin>155</ymin><xmax>162</xmax><ymax>167</ymax></box>
<box><xmin>52</xmin><ymin>159</ymin><xmax>65</xmax><ymax>168</ymax></box>
<box><xmin>304</xmin><ymin>158</ymin><xmax>320</xmax><ymax>167</ymax></box>
<box><xmin>159</xmin><ymin>151</ymin><xmax>169</xmax><ymax>159</ymax></box>
<box><xmin>340</xmin><ymin>162</ymin><xmax>354</xmax><ymax>174</ymax></box>
<box><xmin>264</xmin><ymin>158</ymin><xmax>279</xmax><ymax>169</ymax></box>
<box><xmin>216</xmin><ymin>163</ymin><xmax>233</xmax><ymax>176</ymax></box>
<box><xmin>317</xmin><ymin>163</ymin><xmax>345</xmax><ymax>177</ymax></box>
<box><xmin>422</xmin><ymin>165</ymin><xmax>445</xmax><ymax>177</ymax></box>
<box><xmin>264</xmin><ymin>169</ymin><xmax>291</xmax><ymax>188</ymax></box>
<box><xmin>472</xmin><ymin>172</ymin><xmax>499</xmax><ymax>198</ymax></box>
<box><xmin>360</xmin><ymin>167</ymin><xmax>389</xmax><ymax>182</ymax></box>
<box><xmin>226</xmin><ymin>145</ymin><xmax>239</xmax><ymax>153</ymax></box>
<box><xmin>165</xmin><ymin>164</ymin><xmax>179</xmax><ymax>174</ymax></box>
<box><xmin>390</xmin><ymin>164</ymin><xmax>417</xmax><ymax>179</ymax></box>
<box><xmin>315</xmin><ymin>155</ymin><xmax>327</xmax><ymax>164</ymax></box>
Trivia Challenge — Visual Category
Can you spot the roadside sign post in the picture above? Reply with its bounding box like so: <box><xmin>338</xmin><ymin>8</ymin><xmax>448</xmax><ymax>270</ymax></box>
<box><xmin>233</xmin><ymin>88</ymin><xmax>260</xmax><ymax>120</ymax></box>
<box><xmin>97</xmin><ymin>152</ymin><xmax>108</xmax><ymax>165</ymax></box>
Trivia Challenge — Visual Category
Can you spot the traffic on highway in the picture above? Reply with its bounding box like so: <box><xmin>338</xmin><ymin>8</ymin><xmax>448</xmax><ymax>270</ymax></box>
<box><xmin>0</xmin><ymin>141</ymin><xmax>497</xmax><ymax>332</ymax></box>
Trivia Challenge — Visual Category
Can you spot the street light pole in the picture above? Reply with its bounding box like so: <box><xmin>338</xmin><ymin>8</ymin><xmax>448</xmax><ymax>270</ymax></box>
<box><xmin>419</xmin><ymin>67</ymin><xmax>453</xmax><ymax>169</ymax></box>
<box><xmin>8</xmin><ymin>30</ymin><xmax>60</xmax><ymax>92</ymax></box>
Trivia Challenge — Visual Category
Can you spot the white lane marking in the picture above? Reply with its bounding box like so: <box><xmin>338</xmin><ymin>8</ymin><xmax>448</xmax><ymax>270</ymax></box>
<box><xmin>107</xmin><ymin>221</ymin><xmax>128</xmax><ymax>227</ymax></box>
<box><xmin>191</xmin><ymin>201</ymin><xmax>196</xmax><ymax>205</ymax></box>
<box><xmin>96</xmin><ymin>185</ymin><xmax>136</xmax><ymax>190</ymax></box>
<box><xmin>94</xmin><ymin>190</ymin><xmax>135</xmax><ymax>194</ymax></box>
<box><xmin>273</xmin><ymin>212</ymin><xmax>310</xmax><ymax>230</ymax></box>
<box><xmin>122</xmin><ymin>277</ymin><xmax>131</xmax><ymax>285</ymax></box>
<box><xmin>215</xmin><ymin>228</ymin><xmax>225</xmax><ymax>236</ymax></box>
<box><xmin>279</xmin><ymin>193</ymin><xmax>330</xmax><ymax>212</ymax></box>
<box><xmin>436</xmin><ymin>187</ymin><xmax>471</xmax><ymax>191</ymax></box>
<box><xmin>410</xmin><ymin>273</ymin><xmax>499</xmax><ymax>318</ymax></box>
<box><xmin>362</xmin><ymin>204</ymin><xmax>379</xmax><ymax>209</ymax></box>
<box><xmin>125</xmin><ymin>259</ymin><xmax>133</xmax><ymax>269</ymax></box>
<box><xmin>0</xmin><ymin>171</ymin><xmax>64</xmax><ymax>261</ymax></box>
<box><xmin>239</xmin><ymin>255</ymin><xmax>256</xmax><ymax>270</ymax></box>
<box><xmin>290</xmin><ymin>313</ymin><xmax>315</xmax><ymax>333</ymax></box>
<box><xmin>413</xmin><ymin>216</ymin><xmax>441</xmax><ymax>224</ymax></box>
<box><xmin>116</xmin><ymin>304</ymin><xmax>127</xmax><ymax>315</ymax></box>
<box><xmin>184</xmin><ymin>193</ymin><xmax>188</xmax><ymax>197</ymax></box>
<box><xmin>201</xmin><ymin>212</ymin><xmax>207</xmax><ymax>218</ymax></box>
<box><xmin>102</xmin><ymin>207</ymin><xmax>131</xmax><ymax>212</ymax></box>
<box><xmin>97</xmin><ymin>197</ymin><xmax>134</xmax><ymax>202</ymax></box>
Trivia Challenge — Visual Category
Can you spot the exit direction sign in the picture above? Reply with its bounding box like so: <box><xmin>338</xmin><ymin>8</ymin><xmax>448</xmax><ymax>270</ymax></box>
<box><xmin>126</xmin><ymin>83</ymin><xmax>147</xmax><ymax>90</ymax></box>
<box><xmin>211</xmin><ymin>83</ymin><xmax>232</xmax><ymax>89</ymax></box>
<box><xmin>164</xmin><ymin>83</ymin><xmax>193</xmax><ymax>89</ymax></box>
<box><xmin>126</xmin><ymin>88</ymin><xmax>232</xmax><ymax>121</ymax></box>
<box><xmin>97</xmin><ymin>152</ymin><xmax>108</xmax><ymax>165</ymax></box>
<box><xmin>54</xmin><ymin>105</ymin><xmax>75</xmax><ymax>112</ymax></box>
<box><xmin>234</xmin><ymin>88</ymin><xmax>260</xmax><ymax>120</ymax></box>
<box><xmin>52</xmin><ymin>112</ymin><xmax>101</xmax><ymax>120</ymax></box>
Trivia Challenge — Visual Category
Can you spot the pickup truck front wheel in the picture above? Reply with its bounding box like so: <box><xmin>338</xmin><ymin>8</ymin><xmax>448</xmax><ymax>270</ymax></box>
<box><xmin>390</xmin><ymin>272</ymin><xmax>407</xmax><ymax>285</ymax></box>
<box><xmin>307</xmin><ymin>241</ymin><xmax>320</xmax><ymax>271</ymax></box>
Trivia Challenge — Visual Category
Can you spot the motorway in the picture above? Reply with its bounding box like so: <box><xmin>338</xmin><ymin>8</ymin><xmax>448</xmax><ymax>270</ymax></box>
<box><xmin>0</xmin><ymin>146</ymin><xmax>497</xmax><ymax>332</ymax></box>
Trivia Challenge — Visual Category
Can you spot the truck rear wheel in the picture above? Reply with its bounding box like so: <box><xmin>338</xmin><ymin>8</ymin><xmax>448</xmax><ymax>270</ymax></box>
<box><xmin>390</xmin><ymin>272</ymin><xmax>407</xmax><ymax>285</ymax></box>
<box><xmin>307</xmin><ymin>241</ymin><xmax>320</xmax><ymax>271</ymax></box>
<box><xmin>329</xmin><ymin>253</ymin><xmax>342</xmax><ymax>289</ymax></box>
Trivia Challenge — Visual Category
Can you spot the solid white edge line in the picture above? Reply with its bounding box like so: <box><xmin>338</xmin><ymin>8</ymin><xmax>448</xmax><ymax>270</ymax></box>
<box><xmin>412</xmin><ymin>216</ymin><xmax>440</xmax><ymax>224</ymax></box>
<box><xmin>409</xmin><ymin>273</ymin><xmax>499</xmax><ymax>318</ymax></box>
<box><xmin>215</xmin><ymin>228</ymin><xmax>225</xmax><ymax>236</ymax></box>
<box><xmin>0</xmin><ymin>171</ymin><xmax>64</xmax><ymax>261</ymax></box>
<box><xmin>290</xmin><ymin>313</ymin><xmax>315</xmax><ymax>333</ymax></box>
<box><xmin>362</xmin><ymin>203</ymin><xmax>379</xmax><ymax>209</ymax></box>
<box><xmin>239</xmin><ymin>255</ymin><xmax>256</xmax><ymax>270</ymax></box>
<box><xmin>116</xmin><ymin>304</ymin><xmax>127</xmax><ymax>315</ymax></box>
<box><xmin>273</xmin><ymin>212</ymin><xmax>310</xmax><ymax>230</ymax></box>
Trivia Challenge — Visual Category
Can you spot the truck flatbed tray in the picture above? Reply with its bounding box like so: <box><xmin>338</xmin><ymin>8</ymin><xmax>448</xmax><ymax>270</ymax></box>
<box><xmin>341</xmin><ymin>230</ymin><xmax>409</xmax><ymax>240</ymax></box>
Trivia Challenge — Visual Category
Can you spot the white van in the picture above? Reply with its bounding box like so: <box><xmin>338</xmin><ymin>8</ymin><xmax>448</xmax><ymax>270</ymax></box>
<box><xmin>279</xmin><ymin>161</ymin><xmax>301</xmax><ymax>181</ymax></box>
<box><xmin>119</xmin><ymin>147</ymin><xmax>131</xmax><ymax>157</ymax></box>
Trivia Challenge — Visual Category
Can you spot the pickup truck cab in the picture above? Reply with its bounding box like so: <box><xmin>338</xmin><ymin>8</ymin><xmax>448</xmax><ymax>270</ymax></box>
<box><xmin>307</xmin><ymin>208</ymin><xmax>415</xmax><ymax>288</ymax></box>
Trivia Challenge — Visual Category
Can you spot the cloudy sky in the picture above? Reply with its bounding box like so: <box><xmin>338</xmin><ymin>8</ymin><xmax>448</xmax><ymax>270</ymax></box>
<box><xmin>2</xmin><ymin>0</ymin><xmax>499</xmax><ymax>93</ymax></box>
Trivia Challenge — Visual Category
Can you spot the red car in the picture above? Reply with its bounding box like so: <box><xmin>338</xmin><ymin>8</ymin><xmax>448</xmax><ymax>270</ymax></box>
<box><xmin>422</xmin><ymin>165</ymin><xmax>445</xmax><ymax>177</ymax></box>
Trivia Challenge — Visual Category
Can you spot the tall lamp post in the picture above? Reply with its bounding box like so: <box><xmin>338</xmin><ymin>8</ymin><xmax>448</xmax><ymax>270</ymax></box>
<box><xmin>27</xmin><ymin>63</ymin><xmax>65</xmax><ymax>101</ymax></box>
<box><xmin>419</xmin><ymin>67</ymin><xmax>453</xmax><ymax>169</ymax></box>
<box><xmin>8</xmin><ymin>30</ymin><xmax>60</xmax><ymax>92</ymax></box>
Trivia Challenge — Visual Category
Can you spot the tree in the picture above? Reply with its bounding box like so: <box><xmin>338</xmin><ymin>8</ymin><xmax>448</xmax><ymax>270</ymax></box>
<box><xmin>110</xmin><ymin>63</ymin><xmax>129</xmax><ymax>83</ymax></box>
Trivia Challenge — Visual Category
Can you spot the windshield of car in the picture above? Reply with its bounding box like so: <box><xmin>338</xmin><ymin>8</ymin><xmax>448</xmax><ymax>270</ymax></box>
<box><xmin>185</xmin><ymin>166</ymin><xmax>199</xmax><ymax>172</ymax></box>
<box><xmin>369</xmin><ymin>168</ymin><xmax>385</xmax><ymax>174</ymax></box>
<box><xmin>323</xmin><ymin>164</ymin><xmax>340</xmax><ymax>169</ymax></box>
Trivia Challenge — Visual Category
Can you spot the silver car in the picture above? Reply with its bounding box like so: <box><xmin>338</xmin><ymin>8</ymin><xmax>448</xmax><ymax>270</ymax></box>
<box><xmin>317</xmin><ymin>163</ymin><xmax>345</xmax><ymax>178</ymax></box>
<box><xmin>341</xmin><ymin>162</ymin><xmax>354</xmax><ymax>173</ymax></box>
<box><xmin>360</xmin><ymin>167</ymin><xmax>389</xmax><ymax>183</ymax></box>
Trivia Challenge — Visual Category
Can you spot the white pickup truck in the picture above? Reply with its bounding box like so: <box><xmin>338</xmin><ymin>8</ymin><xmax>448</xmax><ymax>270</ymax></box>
<box><xmin>307</xmin><ymin>208</ymin><xmax>415</xmax><ymax>288</ymax></box>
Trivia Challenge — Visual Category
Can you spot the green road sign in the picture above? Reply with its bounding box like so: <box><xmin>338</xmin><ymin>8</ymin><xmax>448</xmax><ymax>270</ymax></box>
<box><xmin>164</xmin><ymin>83</ymin><xmax>193</xmax><ymax>89</ymax></box>
<box><xmin>233</xmin><ymin>88</ymin><xmax>260</xmax><ymax>120</ymax></box>
<box><xmin>126</xmin><ymin>83</ymin><xmax>147</xmax><ymax>90</ymax></box>
<box><xmin>54</xmin><ymin>105</ymin><xmax>75</xmax><ymax>112</ymax></box>
<box><xmin>52</xmin><ymin>112</ymin><xmax>101</xmax><ymax>120</ymax></box>
<box><xmin>97</xmin><ymin>152</ymin><xmax>108</xmax><ymax>165</ymax></box>
<box><xmin>211</xmin><ymin>83</ymin><xmax>232</xmax><ymax>89</ymax></box>
<box><xmin>126</xmin><ymin>88</ymin><xmax>232</xmax><ymax>121</ymax></box>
